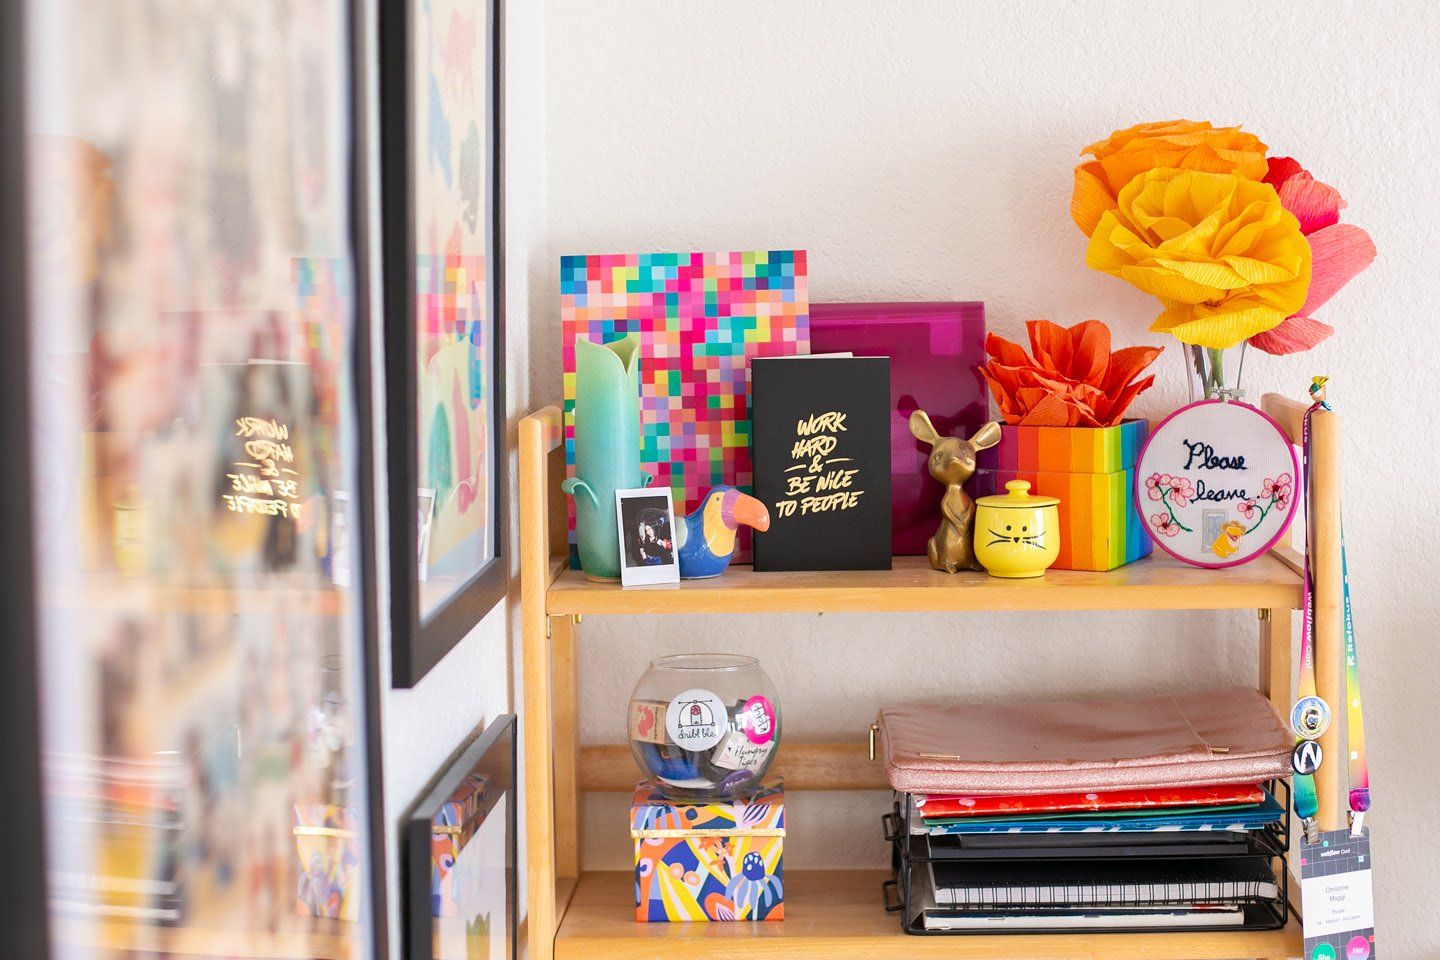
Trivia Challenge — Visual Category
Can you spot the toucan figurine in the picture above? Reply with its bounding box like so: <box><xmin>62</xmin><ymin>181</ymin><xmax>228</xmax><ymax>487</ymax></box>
<box><xmin>676</xmin><ymin>485</ymin><xmax>771</xmax><ymax>579</ymax></box>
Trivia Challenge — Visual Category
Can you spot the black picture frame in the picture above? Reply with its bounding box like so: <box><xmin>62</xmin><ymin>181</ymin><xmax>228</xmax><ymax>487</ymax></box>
<box><xmin>348</xmin><ymin>0</ymin><xmax>393</xmax><ymax>951</ymax></box>
<box><xmin>7</xmin><ymin>1</ymin><xmax>387</xmax><ymax>954</ymax></box>
<box><xmin>0</xmin><ymin>1</ymin><xmax>52</xmax><ymax>954</ymax></box>
<box><xmin>379</xmin><ymin>0</ymin><xmax>507</xmax><ymax>688</ymax></box>
<box><xmin>404</xmin><ymin>714</ymin><xmax>517</xmax><ymax>960</ymax></box>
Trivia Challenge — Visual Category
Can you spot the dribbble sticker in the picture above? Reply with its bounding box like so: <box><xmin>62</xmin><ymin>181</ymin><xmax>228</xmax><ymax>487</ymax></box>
<box><xmin>665</xmin><ymin>688</ymin><xmax>727</xmax><ymax>751</ymax></box>
<box><xmin>740</xmin><ymin>695</ymin><xmax>777</xmax><ymax>745</ymax></box>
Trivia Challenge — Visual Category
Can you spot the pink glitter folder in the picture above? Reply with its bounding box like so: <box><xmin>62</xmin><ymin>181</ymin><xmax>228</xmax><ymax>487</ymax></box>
<box><xmin>810</xmin><ymin>302</ymin><xmax>986</xmax><ymax>556</ymax></box>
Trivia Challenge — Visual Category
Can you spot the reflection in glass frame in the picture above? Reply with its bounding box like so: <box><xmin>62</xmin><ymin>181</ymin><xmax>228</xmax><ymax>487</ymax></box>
<box><xmin>13</xmin><ymin>0</ymin><xmax>389</xmax><ymax>955</ymax></box>
<box><xmin>405</xmin><ymin>714</ymin><xmax>517</xmax><ymax>960</ymax></box>
<box><xmin>379</xmin><ymin>0</ymin><xmax>506</xmax><ymax>687</ymax></box>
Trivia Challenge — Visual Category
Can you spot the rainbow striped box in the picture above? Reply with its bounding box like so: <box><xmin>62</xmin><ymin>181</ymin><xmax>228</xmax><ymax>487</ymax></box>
<box><xmin>974</xmin><ymin>419</ymin><xmax>1150</xmax><ymax>571</ymax></box>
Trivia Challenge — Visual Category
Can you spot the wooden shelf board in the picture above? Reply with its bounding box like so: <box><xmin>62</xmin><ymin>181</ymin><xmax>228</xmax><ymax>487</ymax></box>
<box><xmin>546</xmin><ymin>553</ymin><xmax>1302</xmax><ymax>616</ymax></box>
<box><xmin>555</xmin><ymin>870</ymin><xmax>1302</xmax><ymax>960</ymax></box>
<box><xmin>581</xmin><ymin>741</ymin><xmax>884</xmax><ymax>792</ymax></box>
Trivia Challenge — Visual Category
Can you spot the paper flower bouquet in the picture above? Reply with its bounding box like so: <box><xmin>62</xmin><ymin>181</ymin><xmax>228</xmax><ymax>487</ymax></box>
<box><xmin>1071</xmin><ymin>120</ymin><xmax>1375</xmax><ymax>395</ymax></box>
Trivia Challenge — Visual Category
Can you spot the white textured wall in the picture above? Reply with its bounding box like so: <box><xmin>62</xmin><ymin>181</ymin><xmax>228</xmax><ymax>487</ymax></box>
<box><xmin>542</xmin><ymin>1</ymin><xmax>1440</xmax><ymax>955</ymax></box>
<box><xmin>368</xmin><ymin>0</ymin><xmax>546</xmax><ymax>955</ymax></box>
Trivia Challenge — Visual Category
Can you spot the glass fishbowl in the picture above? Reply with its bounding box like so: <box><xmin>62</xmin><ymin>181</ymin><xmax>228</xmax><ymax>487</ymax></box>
<box><xmin>627</xmin><ymin>654</ymin><xmax>781</xmax><ymax>801</ymax></box>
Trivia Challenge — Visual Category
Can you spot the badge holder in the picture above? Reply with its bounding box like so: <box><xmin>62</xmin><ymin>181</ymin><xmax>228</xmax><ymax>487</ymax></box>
<box><xmin>1290</xmin><ymin>379</ymin><xmax>1376</xmax><ymax>958</ymax></box>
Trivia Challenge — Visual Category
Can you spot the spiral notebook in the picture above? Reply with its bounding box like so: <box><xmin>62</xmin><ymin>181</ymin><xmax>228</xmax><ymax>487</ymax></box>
<box><xmin>928</xmin><ymin>856</ymin><xmax>1279</xmax><ymax>907</ymax></box>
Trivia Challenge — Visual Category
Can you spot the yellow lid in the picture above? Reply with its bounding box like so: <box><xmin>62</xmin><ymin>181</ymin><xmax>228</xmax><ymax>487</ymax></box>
<box><xmin>976</xmin><ymin>480</ymin><xmax>1059</xmax><ymax>509</ymax></box>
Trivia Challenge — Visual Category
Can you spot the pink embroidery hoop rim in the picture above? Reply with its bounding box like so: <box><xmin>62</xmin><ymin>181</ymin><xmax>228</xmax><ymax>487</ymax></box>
<box><xmin>1134</xmin><ymin>398</ymin><xmax>1302</xmax><ymax>570</ymax></box>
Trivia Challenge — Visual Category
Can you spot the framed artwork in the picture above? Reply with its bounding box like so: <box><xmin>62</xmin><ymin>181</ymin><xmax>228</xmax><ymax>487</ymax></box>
<box><xmin>1</xmin><ymin>1</ymin><xmax>49</xmax><ymax>952</ymax></box>
<box><xmin>380</xmin><ymin>0</ymin><xmax>506</xmax><ymax>687</ymax></box>
<box><xmin>15</xmin><ymin>0</ymin><xmax>389</xmax><ymax>956</ymax></box>
<box><xmin>405</xmin><ymin>714</ymin><xmax>517</xmax><ymax>960</ymax></box>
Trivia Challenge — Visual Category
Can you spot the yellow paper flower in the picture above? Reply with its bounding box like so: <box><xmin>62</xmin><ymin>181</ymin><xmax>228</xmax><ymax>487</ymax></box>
<box><xmin>1085</xmin><ymin>168</ymin><xmax>1311</xmax><ymax>349</ymax></box>
<box><xmin>1071</xmin><ymin>120</ymin><xmax>1269</xmax><ymax>236</ymax></box>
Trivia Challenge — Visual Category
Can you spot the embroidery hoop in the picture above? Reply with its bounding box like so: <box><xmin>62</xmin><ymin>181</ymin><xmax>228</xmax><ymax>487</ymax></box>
<box><xmin>1135</xmin><ymin>398</ymin><xmax>1300</xmax><ymax>569</ymax></box>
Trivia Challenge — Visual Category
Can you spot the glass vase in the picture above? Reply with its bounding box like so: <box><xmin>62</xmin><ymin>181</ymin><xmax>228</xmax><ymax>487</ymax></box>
<box><xmin>628</xmin><ymin>653</ymin><xmax>780</xmax><ymax>801</ymax></box>
<box><xmin>1185</xmin><ymin>343</ymin><xmax>1250</xmax><ymax>402</ymax></box>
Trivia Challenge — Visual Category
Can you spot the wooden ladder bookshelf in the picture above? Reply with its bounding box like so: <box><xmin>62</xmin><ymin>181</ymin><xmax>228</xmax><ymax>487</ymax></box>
<box><xmin>520</xmin><ymin>392</ymin><xmax>1341</xmax><ymax>960</ymax></box>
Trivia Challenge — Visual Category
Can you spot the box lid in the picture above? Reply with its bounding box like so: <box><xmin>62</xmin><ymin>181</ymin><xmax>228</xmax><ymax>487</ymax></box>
<box><xmin>630</xmin><ymin>780</ymin><xmax>786</xmax><ymax>838</ymax></box>
<box><xmin>977</xmin><ymin>419</ymin><xmax>1148</xmax><ymax>475</ymax></box>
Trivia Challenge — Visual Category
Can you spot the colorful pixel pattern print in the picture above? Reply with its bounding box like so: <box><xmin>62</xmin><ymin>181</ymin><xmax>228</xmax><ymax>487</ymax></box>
<box><xmin>561</xmin><ymin>251</ymin><xmax>810</xmax><ymax>561</ymax></box>
<box><xmin>630</xmin><ymin>781</ymin><xmax>785</xmax><ymax>922</ymax></box>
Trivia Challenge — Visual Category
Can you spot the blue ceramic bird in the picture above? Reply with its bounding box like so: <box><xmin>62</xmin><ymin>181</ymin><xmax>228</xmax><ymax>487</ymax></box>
<box><xmin>676</xmin><ymin>485</ymin><xmax>770</xmax><ymax>579</ymax></box>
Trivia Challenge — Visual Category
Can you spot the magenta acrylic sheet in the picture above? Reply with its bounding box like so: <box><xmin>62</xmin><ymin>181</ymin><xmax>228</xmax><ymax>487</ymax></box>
<box><xmin>810</xmin><ymin>302</ymin><xmax>986</xmax><ymax>555</ymax></box>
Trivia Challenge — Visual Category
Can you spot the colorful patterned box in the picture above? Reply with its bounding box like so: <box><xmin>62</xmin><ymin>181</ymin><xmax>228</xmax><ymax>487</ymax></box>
<box><xmin>293</xmin><ymin>804</ymin><xmax>361</xmax><ymax>921</ymax></box>
<box><xmin>810</xmin><ymin>301</ymin><xmax>986</xmax><ymax>556</ymax></box>
<box><xmin>561</xmin><ymin>251</ymin><xmax>810</xmax><ymax>562</ymax></box>
<box><xmin>630</xmin><ymin>780</ymin><xmax>785</xmax><ymax>922</ymax></box>
<box><xmin>974</xmin><ymin>419</ymin><xmax>1150</xmax><ymax>571</ymax></box>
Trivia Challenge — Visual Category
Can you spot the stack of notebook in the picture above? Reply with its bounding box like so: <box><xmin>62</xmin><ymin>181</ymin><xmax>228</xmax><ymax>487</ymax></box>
<box><xmin>877</xmin><ymin>688</ymin><xmax>1294</xmax><ymax>935</ymax></box>
<box><xmin>47</xmin><ymin>753</ymin><xmax>187</xmax><ymax>923</ymax></box>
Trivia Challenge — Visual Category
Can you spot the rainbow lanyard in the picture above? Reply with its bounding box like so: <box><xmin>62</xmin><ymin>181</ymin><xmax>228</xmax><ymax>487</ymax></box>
<box><xmin>1292</xmin><ymin>382</ymin><xmax>1370</xmax><ymax>838</ymax></box>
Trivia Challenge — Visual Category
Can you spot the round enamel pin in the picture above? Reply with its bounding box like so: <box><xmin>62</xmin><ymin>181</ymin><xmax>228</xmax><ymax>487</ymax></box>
<box><xmin>665</xmin><ymin>688</ymin><xmax>727</xmax><ymax>751</ymax></box>
<box><xmin>1291</xmin><ymin>695</ymin><xmax>1332</xmax><ymax>740</ymax></box>
<box><xmin>1292</xmin><ymin>739</ymin><xmax>1323</xmax><ymax>776</ymax></box>
<box><xmin>1135</xmin><ymin>399</ymin><xmax>1300</xmax><ymax>568</ymax></box>
<box><xmin>740</xmin><ymin>695</ymin><xmax>777</xmax><ymax>745</ymax></box>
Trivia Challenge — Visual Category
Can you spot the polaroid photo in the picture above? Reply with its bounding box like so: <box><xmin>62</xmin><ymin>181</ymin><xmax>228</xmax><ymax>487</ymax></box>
<box><xmin>614</xmin><ymin>487</ymin><xmax>680</xmax><ymax>587</ymax></box>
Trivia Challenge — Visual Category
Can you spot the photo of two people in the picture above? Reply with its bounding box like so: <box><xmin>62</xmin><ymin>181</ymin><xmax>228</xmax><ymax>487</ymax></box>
<box><xmin>622</xmin><ymin>498</ymin><xmax>674</xmax><ymax>567</ymax></box>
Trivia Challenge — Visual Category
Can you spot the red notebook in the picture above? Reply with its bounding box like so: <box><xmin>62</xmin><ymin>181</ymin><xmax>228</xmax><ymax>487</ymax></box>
<box><xmin>914</xmin><ymin>783</ymin><xmax>1265</xmax><ymax>819</ymax></box>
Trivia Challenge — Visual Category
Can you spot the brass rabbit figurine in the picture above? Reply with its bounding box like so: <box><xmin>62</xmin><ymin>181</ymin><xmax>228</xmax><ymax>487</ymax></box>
<box><xmin>909</xmin><ymin>411</ymin><xmax>1002</xmax><ymax>573</ymax></box>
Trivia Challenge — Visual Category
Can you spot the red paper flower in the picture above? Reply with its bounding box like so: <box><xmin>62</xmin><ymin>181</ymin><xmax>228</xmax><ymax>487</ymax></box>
<box><xmin>1248</xmin><ymin>158</ymin><xmax>1377</xmax><ymax>355</ymax></box>
<box><xmin>980</xmin><ymin>319</ymin><xmax>1162</xmax><ymax>427</ymax></box>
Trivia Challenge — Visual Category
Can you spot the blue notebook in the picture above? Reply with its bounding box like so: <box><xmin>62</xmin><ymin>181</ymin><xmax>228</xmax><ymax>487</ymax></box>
<box><xmin>918</xmin><ymin>793</ymin><xmax>1284</xmax><ymax>835</ymax></box>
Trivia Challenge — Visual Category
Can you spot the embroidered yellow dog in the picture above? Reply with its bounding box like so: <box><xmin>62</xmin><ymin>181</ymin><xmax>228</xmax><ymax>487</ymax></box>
<box><xmin>1211</xmin><ymin>520</ymin><xmax>1246</xmax><ymax>559</ymax></box>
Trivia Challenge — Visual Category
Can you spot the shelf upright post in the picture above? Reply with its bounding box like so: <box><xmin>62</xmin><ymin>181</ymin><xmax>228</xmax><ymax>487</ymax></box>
<box><xmin>521</xmin><ymin>409</ymin><xmax>561</xmax><ymax>960</ymax></box>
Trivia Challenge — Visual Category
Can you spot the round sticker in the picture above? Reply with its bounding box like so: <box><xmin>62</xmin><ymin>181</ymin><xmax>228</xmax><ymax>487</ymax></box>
<box><xmin>1291</xmin><ymin>695</ymin><xmax>1332</xmax><ymax>740</ymax></box>
<box><xmin>740</xmin><ymin>695</ymin><xmax>777</xmax><ymax>745</ymax></box>
<box><xmin>1292</xmin><ymin>739</ymin><xmax>1323</xmax><ymax>776</ymax></box>
<box><xmin>1311</xmin><ymin>944</ymin><xmax>1337</xmax><ymax>960</ymax></box>
<box><xmin>665</xmin><ymin>689</ymin><xmax>727</xmax><ymax>751</ymax></box>
<box><xmin>1346</xmin><ymin>936</ymin><xmax>1371</xmax><ymax>960</ymax></box>
<box><xmin>1135</xmin><ymin>399</ymin><xmax>1300</xmax><ymax>568</ymax></box>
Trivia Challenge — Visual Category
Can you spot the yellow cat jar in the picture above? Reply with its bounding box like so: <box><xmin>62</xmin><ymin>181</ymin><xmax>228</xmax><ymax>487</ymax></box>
<box><xmin>974</xmin><ymin>481</ymin><xmax>1060</xmax><ymax>579</ymax></box>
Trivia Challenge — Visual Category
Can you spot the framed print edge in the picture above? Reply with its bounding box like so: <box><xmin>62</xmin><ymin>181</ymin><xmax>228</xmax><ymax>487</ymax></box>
<box><xmin>350</xmin><ymin>0</ymin><xmax>392</xmax><ymax>952</ymax></box>
<box><xmin>404</xmin><ymin>714</ymin><xmax>518</xmax><ymax>960</ymax></box>
<box><xmin>0</xmin><ymin>2</ymin><xmax>52</xmax><ymax>953</ymax></box>
<box><xmin>381</xmin><ymin>0</ymin><xmax>507</xmax><ymax>689</ymax></box>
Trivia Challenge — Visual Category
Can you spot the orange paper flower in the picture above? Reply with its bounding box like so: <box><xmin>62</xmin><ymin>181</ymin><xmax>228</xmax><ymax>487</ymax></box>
<box><xmin>980</xmin><ymin>320</ymin><xmax>1162</xmax><ymax>427</ymax></box>
<box><xmin>1071</xmin><ymin>120</ymin><xmax>1269</xmax><ymax>236</ymax></box>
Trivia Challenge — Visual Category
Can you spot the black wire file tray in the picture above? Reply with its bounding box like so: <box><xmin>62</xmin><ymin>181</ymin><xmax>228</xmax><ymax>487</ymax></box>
<box><xmin>881</xmin><ymin>780</ymin><xmax>1292</xmax><ymax>936</ymax></box>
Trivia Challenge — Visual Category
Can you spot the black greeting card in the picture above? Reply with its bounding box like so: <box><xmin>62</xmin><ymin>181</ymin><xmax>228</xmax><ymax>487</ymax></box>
<box><xmin>751</xmin><ymin>356</ymin><xmax>892</xmax><ymax>571</ymax></box>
